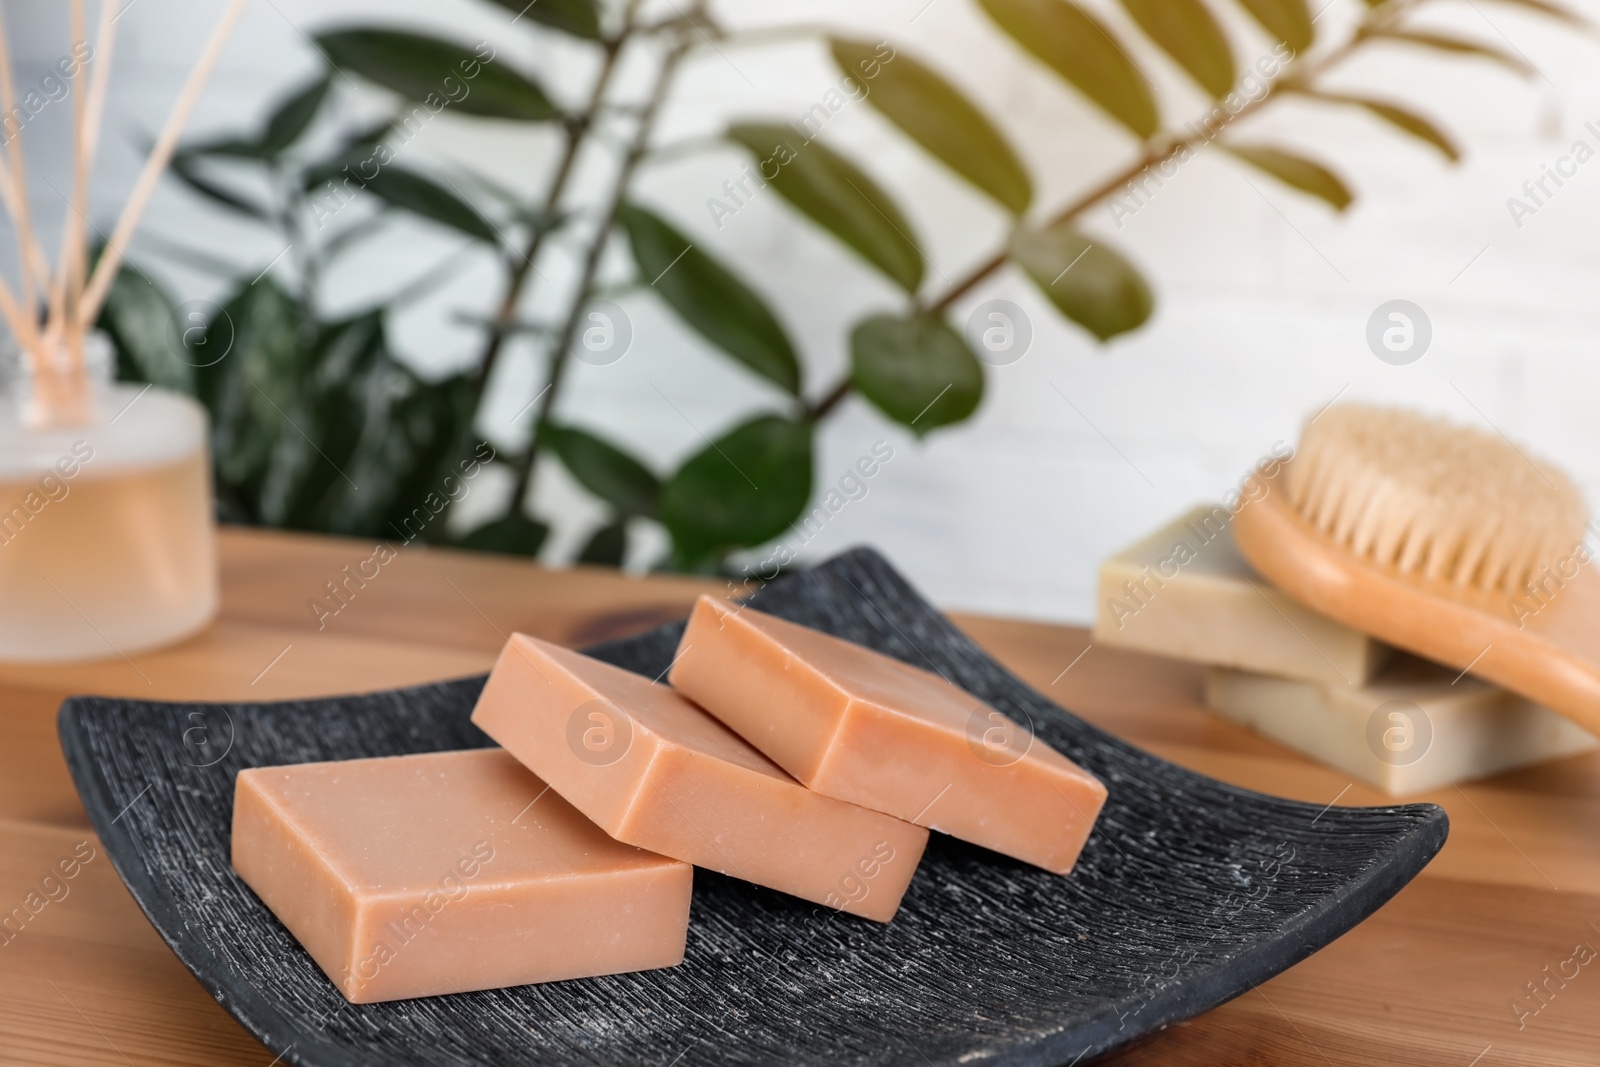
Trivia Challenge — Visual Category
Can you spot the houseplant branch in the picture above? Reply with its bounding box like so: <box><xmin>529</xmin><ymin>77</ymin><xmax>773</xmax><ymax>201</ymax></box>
<box><xmin>807</xmin><ymin>0</ymin><xmax>1413</xmax><ymax>415</ymax></box>
<box><xmin>469</xmin><ymin>0</ymin><xmax>643</xmax><ymax>394</ymax></box>
<box><xmin>107</xmin><ymin>0</ymin><xmax>1563</xmax><ymax>569</ymax></box>
<box><xmin>508</xmin><ymin>27</ymin><xmax>697</xmax><ymax>507</ymax></box>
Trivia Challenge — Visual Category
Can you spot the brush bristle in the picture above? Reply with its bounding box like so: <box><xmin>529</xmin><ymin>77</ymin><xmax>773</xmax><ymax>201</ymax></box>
<box><xmin>1287</xmin><ymin>403</ymin><xmax>1587</xmax><ymax>592</ymax></box>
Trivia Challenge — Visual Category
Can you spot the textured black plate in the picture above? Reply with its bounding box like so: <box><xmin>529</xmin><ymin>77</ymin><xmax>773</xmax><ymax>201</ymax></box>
<box><xmin>60</xmin><ymin>548</ymin><xmax>1447</xmax><ymax>1067</ymax></box>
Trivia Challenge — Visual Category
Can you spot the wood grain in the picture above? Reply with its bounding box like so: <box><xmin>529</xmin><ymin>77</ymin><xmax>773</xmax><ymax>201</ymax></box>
<box><xmin>2</xmin><ymin>528</ymin><xmax>1598</xmax><ymax>1065</ymax></box>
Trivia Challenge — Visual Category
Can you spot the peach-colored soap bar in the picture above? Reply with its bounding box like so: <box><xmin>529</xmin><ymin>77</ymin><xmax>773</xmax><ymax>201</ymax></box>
<box><xmin>470</xmin><ymin>635</ymin><xmax>929</xmax><ymax>922</ymax></box>
<box><xmin>670</xmin><ymin>597</ymin><xmax>1109</xmax><ymax>875</ymax></box>
<box><xmin>232</xmin><ymin>748</ymin><xmax>691</xmax><ymax>1003</ymax></box>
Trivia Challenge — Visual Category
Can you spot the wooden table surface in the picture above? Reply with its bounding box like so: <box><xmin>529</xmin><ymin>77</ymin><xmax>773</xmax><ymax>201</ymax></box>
<box><xmin>2</xmin><ymin>527</ymin><xmax>1597</xmax><ymax>1066</ymax></box>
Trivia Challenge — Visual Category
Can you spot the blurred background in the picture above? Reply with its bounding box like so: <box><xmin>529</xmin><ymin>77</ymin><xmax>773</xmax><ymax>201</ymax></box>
<box><xmin>8</xmin><ymin>0</ymin><xmax>1594</xmax><ymax>623</ymax></box>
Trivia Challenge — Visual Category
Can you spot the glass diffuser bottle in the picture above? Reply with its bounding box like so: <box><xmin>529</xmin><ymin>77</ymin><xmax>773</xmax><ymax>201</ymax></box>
<box><xmin>0</xmin><ymin>332</ymin><xmax>216</xmax><ymax>661</ymax></box>
<box><xmin>0</xmin><ymin>0</ymin><xmax>247</xmax><ymax>661</ymax></box>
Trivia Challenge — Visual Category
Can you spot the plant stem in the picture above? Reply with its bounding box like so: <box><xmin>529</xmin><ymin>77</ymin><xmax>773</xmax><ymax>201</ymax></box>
<box><xmin>276</xmin><ymin>164</ymin><xmax>319</xmax><ymax>327</ymax></box>
<box><xmin>809</xmin><ymin>9</ymin><xmax>1406</xmax><ymax>411</ymax></box>
<box><xmin>925</xmin><ymin>39</ymin><xmax>1375</xmax><ymax>315</ymax></box>
<box><xmin>807</xmin><ymin>375</ymin><xmax>852</xmax><ymax>421</ymax></box>
<box><xmin>469</xmin><ymin>14</ymin><xmax>635</xmax><ymax>394</ymax></box>
<box><xmin>509</xmin><ymin>32</ymin><xmax>693</xmax><ymax>507</ymax></box>
<box><xmin>921</xmin><ymin>150</ymin><xmax>1164</xmax><ymax>316</ymax></box>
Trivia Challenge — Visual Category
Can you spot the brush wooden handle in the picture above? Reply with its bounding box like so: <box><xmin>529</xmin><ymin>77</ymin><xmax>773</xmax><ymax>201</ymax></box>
<box><xmin>1234</xmin><ymin>465</ymin><xmax>1600</xmax><ymax>738</ymax></box>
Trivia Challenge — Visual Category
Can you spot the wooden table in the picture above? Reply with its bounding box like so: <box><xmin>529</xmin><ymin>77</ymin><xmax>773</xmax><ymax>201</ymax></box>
<box><xmin>2</xmin><ymin>528</ymin><xmax>1597</xmax><ymax>1066</ymax></box>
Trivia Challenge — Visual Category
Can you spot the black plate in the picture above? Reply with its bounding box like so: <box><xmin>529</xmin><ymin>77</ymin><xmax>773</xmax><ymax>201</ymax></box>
<box><xmin>59</xmin><ymin>548</ymin><xmax>1447</xmax><ymax>1066</ymax></box>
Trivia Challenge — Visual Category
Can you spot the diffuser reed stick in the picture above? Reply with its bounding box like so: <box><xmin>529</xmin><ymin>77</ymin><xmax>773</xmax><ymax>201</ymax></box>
<box><xmin>0</xmin><ymin>0</ymin><xmax>250</xmax><ymax>422</ymax></box>
<box><xmin>0</xmin><ymin>12</ymin><xmax>46</xmax><ymax>355</ymax></box>
<box><xmin>78</xmin><ymin>0</ymin><xmax>251</xmax><ymax>332</ymax></box>
<box><xmin>56</xmin><ymin>0</ymin><xmax>90</xmax><ymax>337</ymax></box>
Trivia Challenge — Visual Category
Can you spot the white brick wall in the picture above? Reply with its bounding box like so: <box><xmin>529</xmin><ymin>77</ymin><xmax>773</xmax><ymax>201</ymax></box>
<box><xmin>13</xmin><ymin>0</ymin><xmax>1600</xmax><ymax>623</ymax></box>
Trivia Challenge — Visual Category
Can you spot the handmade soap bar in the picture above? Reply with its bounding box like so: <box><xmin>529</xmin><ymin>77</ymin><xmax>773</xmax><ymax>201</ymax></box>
<box><xmin>1205</xmin><ymin>656</ymin><xmax>1598</xmax><ymax>795</ymax></box>
<box><xmin>668</xmin><ymin>597</ymin><xmax>1107</xmax><ymax>875</ymax></box>
<box><xmin>470</xmin><ymin>636</ymin><xmax>929</xmax><ymax>922</ymax></box>
<box><xmin>232</xmin><ymin>748</ymin><xmax>691</xmax><ymax>1003</ymax></box>
<box><xmin>1093</xmin><ymin>504</ymin><xmax>1390</xmax><ymax>685</ymax></box>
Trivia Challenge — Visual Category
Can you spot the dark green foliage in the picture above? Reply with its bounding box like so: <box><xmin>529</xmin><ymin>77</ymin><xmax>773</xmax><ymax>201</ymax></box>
<box><xmin>100</xmin><ymin>0</ymin><xmax>1568</xmax><ymax>571</ymax></box>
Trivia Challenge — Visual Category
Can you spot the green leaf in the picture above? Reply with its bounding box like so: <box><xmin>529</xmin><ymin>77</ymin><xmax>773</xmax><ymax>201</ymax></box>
<box><xmin>543</xmin><ymin>422</ymin><xmax>662</xmax><ymax>518</ymax></box>
<box><xmin>97</xmin><ymin>266</ymin><xmax>194</xmax><ymax>395</ymax></box>
<box><xmin>1371</xmin><ymin>30</ymin><xmax>1535</xmax><ymax>77</ymax></box>
<box><xmin>659</xmin><ymin>415</ymin><xmax>814</xmax><ymax>563</ymax></box>
<box><xmin>374</xmin><ymin>373</ymin><xmax>485</xmax><ymax>541</ymax></box>
<box><xmin>829</xmin><ymin>38</ymin><xmax>1031</xmax><ymax>214</ymax></box>
<box><xmin>453</xmin><ymin>167</ymin><xmax>568</xmax><ymax>231</ymax></box>
<box><xmin>351</xmin><ymin>167</ymin><xmax>498</xmax><ymax>242</ymax></box>
<box><xmin>322</xmin><ymin>211</ymin><xmax>394</xmax><ymax>264</ymax></box>
<box><xmin>726</xmin><ymin>123</ymin><xmax>924</xmax><ymax>292</ymax></box>
<box><xmin>1233</xmin><ymin>0</ymin><xmax>1313</xmax><ymax>54</ymax></box>
<box><xmin>577</xmin><ymin>520</ymin><xmax>628</xmax><ymax>566</ymax></box>
<box><xmin>1121</xmin><ymin>0</ymin><xmax>1236</xmax><ymax>99</ymax></box>
<box><xmin>168</xmin><ymin>154</ymin><xmax>271</xmax><ymax>219</ymax></box>
<box><xmin>334</xmin><ymin>117</ymin><xmax>398</xmax><ymax>156</ymax></box>
<box><xmin>479</xmin><ymin>0</ymin><xmax>602</xmax><ymax>38</ymax></box>
<box><xmin>849</xmin><ymin>314</ymin><xmax>983</xmax><ymax>431</ymax></box>
<box><xmin>1009</xmin><ymin>224</ymin><xmax>1154</xmax><ymax>341</ymax></box>
<box><xmin>1313</xmin><ymin>93</ymin><xmax>1459</xmax><ymax>161</ymax></box>
<box><xmin>316</xmin><ymin>29</ymin><xmax>561</xmax><ymax>121</ymax></box>
<box><xmin>456</xmin><ymin>512</ymin><xmax>551</xmax><ymax>556</ymax></box>
<box><xmin>1222</xmin><ymin>142</ymin><xmax>1353</xmax><ymax>210</ymax></box>
<box><xmin>260</xmin><ymin>74</ymin><xmax>333</xmax><ymax>156</ymax></box>
<box><xmin>179</xmin><ymin>134</ymin><xmax>270</xmax><ymax>160</ymax></box>
<box><xmin>257</xmin><ymin>313</ymin><xmax>389</xmax><ymax>529</ymax></box>
<box><xmin>193</xmin><ymin>277</ymin><xmax>307</xmax><ymax>501</ymax></box>
<box><xmin>618</xmin><ymin>204</ymin><xmax>800</xmax><ymax>393</ymax></box>
<box><xmin>976</xmin><ymin>0</ymin><xmax>1159</xmax><ymax>138</ymax></box>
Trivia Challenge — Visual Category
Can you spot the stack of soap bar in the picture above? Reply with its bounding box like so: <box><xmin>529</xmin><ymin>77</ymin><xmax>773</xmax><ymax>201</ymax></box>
<box><xmin>232</xmin><ymin>748</ymin><xmax>692</xmax><ymax>1003</ymax></box>
<box><xmin>470</xmin><ymin>635</ymin><xmax>930</xmax><ymax>922</ymax></box>
<box><xmin>1093</xmin><ymin>504</ymin><xmax>1390</xmax><ymax>685</ymax></box>
<box><xmin>1206</xmin><ymin>655</ymin><xmax>1598</xmax><ymax>795</ymax></box>
<box><xmin>668</xmin><ymin>597</ymin><xmax>1108</xmax><ymax>875</ymax></box>
<box><xmin>1096</xmin><ymin>505</ymin><xmax>1593</xmax><ymax>792</ymax></box>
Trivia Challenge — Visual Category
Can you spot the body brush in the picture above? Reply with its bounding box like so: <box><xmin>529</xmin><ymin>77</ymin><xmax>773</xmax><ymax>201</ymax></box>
<box><xmin>1233</xmin><ymin>403</ymin><xmax>1600</xmax><ymax>735</ymax></box>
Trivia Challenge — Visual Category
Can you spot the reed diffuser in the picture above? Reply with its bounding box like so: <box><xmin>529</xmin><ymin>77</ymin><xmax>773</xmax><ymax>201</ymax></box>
<box><xmin>0</xmin><ymin>0</ymin><xmax>248</xmax><ymax>662</ymax></box>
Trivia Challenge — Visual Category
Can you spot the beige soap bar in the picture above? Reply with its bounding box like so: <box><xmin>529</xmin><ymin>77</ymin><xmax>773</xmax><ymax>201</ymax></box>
<box><xmin>1093</xmin><ymin>504</ymin><xmax>1390</xmax><ymax>685</ymax></box>
<box><xmin>232</xmin><ymin>748</ymin><xmax>691</xmax><ymax>1003</ymax></box>
<box><xmin>470</xmin><ymin>635</ymin><xmax>929</xmax><ymax>922</ymax></box>
<box><xmin>668</xmin><ymin>597</ymin><xmax>1107</xmax><ymax>876</ymax></box>
<box><xmin>1206</xmin><ymin>656</ymin><xmax>1598</xmax><ymax>795</ymax></box>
